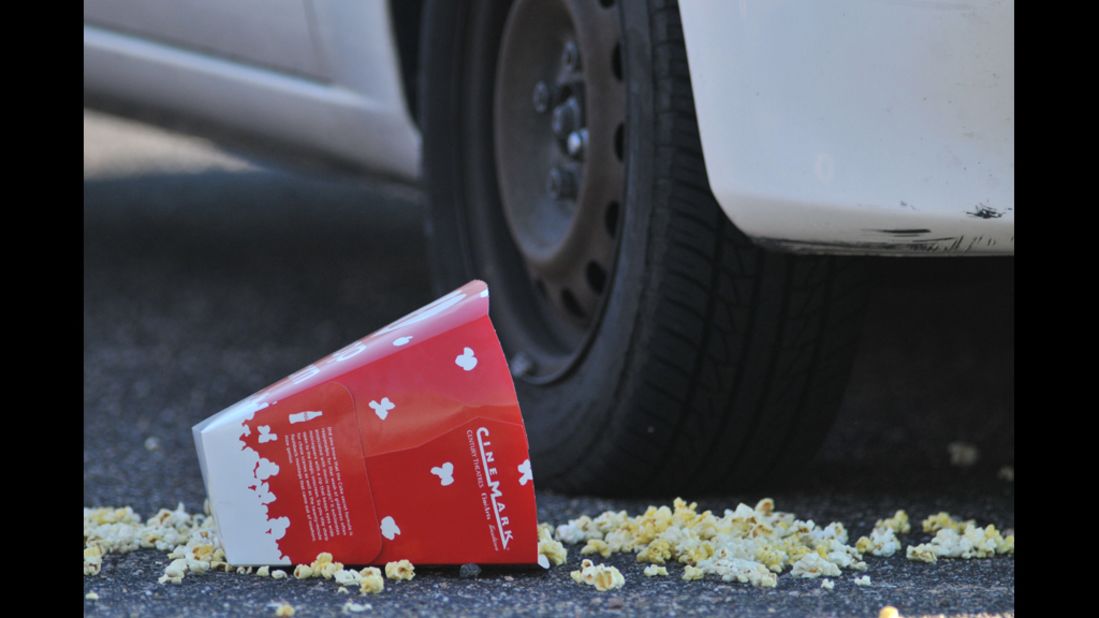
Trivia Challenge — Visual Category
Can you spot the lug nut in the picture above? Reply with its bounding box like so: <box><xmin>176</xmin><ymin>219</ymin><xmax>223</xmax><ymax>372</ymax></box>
<box><xmin>547</xmin><ymin>166</ymin><xmax>578</xmax><ymax>200</ymax></box>
<box><xmin>566</xmin><ymin>129</ymin><xmax>588</xmax><ymax>159</ymax></box>
<box><xmin>562</xmin><ymin>41</ymin><xmax>581</xmax><ymax>71</ymax></box>
<box><xmin>532</xmin><ymin>81</ymin><xmax>550</xmax><ymax>114</ymax></box>
<box><xmin>551</xmin><ymin>97</ymin><xmax>582</xmax><ymax>138</ymax></box>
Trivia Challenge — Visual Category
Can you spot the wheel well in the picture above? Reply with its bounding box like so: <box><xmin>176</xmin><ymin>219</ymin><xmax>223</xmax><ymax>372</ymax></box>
<box><xmin>389</xmin><ymin>0</ymin><xmax>425</xmax><ymax>127</ymax></box>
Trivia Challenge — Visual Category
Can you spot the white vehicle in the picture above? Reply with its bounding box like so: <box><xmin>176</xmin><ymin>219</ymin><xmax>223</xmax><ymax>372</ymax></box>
<box><xmin>85</xmin><ymin>0</ymin><xmax>1014</xmax><ymax>493</ymax></box>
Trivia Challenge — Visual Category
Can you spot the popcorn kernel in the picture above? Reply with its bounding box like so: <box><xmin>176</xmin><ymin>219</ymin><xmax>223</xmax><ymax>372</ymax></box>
<box><xmin>538</xmin><ymin>537</ymin><xmax>568</xmax><ymax>566</ymax></box>
<box><xmin>385</xmin><ymin>559</ymin><xmax>415</xmax><ymax>581</ymax></box>
<box><xmin>570</xmin><ymin>559</ymin><xmax>624</xmax><ymax>591</ymax></box>
<box><xmin>636</xmin><ymin>539</ymin><xmax>673</xmax><ymax>564</ymax></box>
<box><xmin>682</xmin><ymin>565</ymin><xmax>704</xmax><ymax>581</ymax></box>
<box><xmin>592</xmin><ymin>565</ymin><xmax>625</xmax><ymax>591</ymax></box>
<box><xmin>875</xmin><ymin>510</ymin><xmax>911</xmax><ymax>534</ymax></box>
<box><xmin>359</xmin><ymin>570</ymin><xmax>385</xmax><ymax>595</ymax></box>
<box><xmin>581</xmin><ymin>539</ymin><xmax>612</xmax><ymax>558</ymax></box>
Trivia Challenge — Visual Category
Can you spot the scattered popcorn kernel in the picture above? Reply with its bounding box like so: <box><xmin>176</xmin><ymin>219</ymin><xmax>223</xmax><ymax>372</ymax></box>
<box><xmin>191</xmin><ymin>544</ymin><xmax>215</xmax><ymax>561</ymax></box>
<box><xmin>337</xmin><ymin>586</ymin><xmax>350</xmax><ymax>595</ymax></box>
<box><xmin>857</xmin><ymin>527</ymin><xmax>901</xmax><ymax>557</ymax></box>
<box><xmin>385</xmin><ymin>559</ymin><xmax>415</xmax><ymax>581</ymax></box>
<box><xmin>334</xmin><ymin>569</ymin><xmax>363</xmax><ymax>587</ymax></box>
<box><xmin>755</xmin><ymin>498</ymin><xmax>775</xmax><ymax>516</ymax></box>
<box><xmin>256</xmin><ymin>566</ymin><xmax>270</xmax><ymax>577</ymax></box>
<box><xmin>906</xmin><ymin>544</ymin><xmax>937</xmax><ymax>563</ymax></box>
<box><xmin>754</xmin><ymin>547</ymin><xmax>785</xmax><ymax>573</ymax></box>
<box><xmin>570</xmin><ymin>559</ymin><xmax>593</xmax><ymax>585</ymax></box>
<box><xmin>636</xmin><ymin>539</ymin><xmax>674</xmax><ymax>564</ymax></box>
<box><xmin>359</xmin><ymin>568</ymin><xmax>385</xmax><ymax>595</ymax></box>
<box><xmin>293</xmin><ymin>565</ymin><xmax>314</xmax><ymax>579</ymax></box>
<box><xmin>682</xmin><ymin>565</ymin><xmax>705</xmax><ymax>581</ymax></box>
<box><xmin>85</xmin><ymin>592</ymin><xmax>100</xmax><ymax>601</ymax></box>
<box><xmin>84</xmin><ymin>547</ymin><xmax>109</xmax><ymax>574</ymax></box>
<box><xmin>921</xmin><ymin>512</ymin><xmax>969</xmax><ymax>534</ymax></box>
<box><xmin>854</xmin><ymin>575</ymin><xmax>871</xmax><ymax>586</ymax></box>
<box><xmin>855</xmin><ymin>536</ymin><xmax>872</xmax><ymax>554</ymax></box>
<box><xmin>271</xmin><ymin>570</ymin><xmax>288</xmax><ymax>580</ymax></box>
<box><xmin>682</xmin><ymin>541</ymin><xmax>714</xmax><ymax>564</ymax></box>
<box><xmin>875</xmin><ymin>511</ymin><xmax>911</xmax><ymax>534</ymax></box>
<box><xmin>343</xmin><ymin>601</ymin><xmax>372</xmax><ymax>613</ymax></box>
<box><xmin>592</xmin><ymin>565</ymin><xmax>625</xmax><ymax>591</ymax></box>
<box><xmin>144</xmin><ymin>436</ymin><xmax>160</xmax><ymax>451</ymax></box>
<box><xmin>643</xmin><ymin>565</ymin><xmax>668</xmax><ymax>577</ymax></box>
<box><xmin>538</xmin><ymin>536</ymin><xmax>568</xmax><ymax>566</ymax></box>
<box><xmin>581</xmin><ymin>539</ymin><xmax>612</xmax><ymax>558</ymax></box>
<box><xmin>791</xmin><ymin>553</ymin><xmax>841</xmax><ymax>578</ymax></box>
<box><xmin>166</xmin><ymin>558</ymin><xmax>188</xmax><ymax>574</ymax></box>
<box><xmin>570</xmin><ymin>559</ymin><xmax>625</xmax><ymax>591</ymax></box>
<box><xmin>307</xmin><ymin>552</ymin><xmax>342</xmax><ymax>579</ymax></box>
<box><xmin>947</xmin><ymin>441</ymin><xmax>979</xmax><ymax>467</ymax></box>
<box><xmin>879</xmin><ymin>606</ymin><xmax>901</xmax><ymax>618</ymax></box>
<box><xmin>158</xmin><ymin>558</ymin><xmax>188</xmax><ymax>584</ymax></box>
<box><xmin>274</xmin><ymin>602</ymin><xmax>295</xmax><ymax>617</ymax></box>
<box><xmin>820</xmin><ymin>579</ymin><xmax>834</xmax><ymax>591</ymax></box>
<box><xmin>555</xmin><ymin>518</ymin><xmax>594</xmax><ymax>544</ymax></box>
<box><xmin>236</xmin><ymin>566</ymin><xmax>253</xmax><ymax>575</ymax></box>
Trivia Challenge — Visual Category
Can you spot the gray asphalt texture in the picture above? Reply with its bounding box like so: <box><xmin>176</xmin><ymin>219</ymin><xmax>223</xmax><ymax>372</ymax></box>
<box><xmin>84</xmin><ymin>110</ymin><xmax>1014</xmax><ymax>617</ymax></box>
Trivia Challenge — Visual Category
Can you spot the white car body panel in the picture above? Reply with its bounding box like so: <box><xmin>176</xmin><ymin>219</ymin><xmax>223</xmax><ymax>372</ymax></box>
<box><xmin>84</xmin><ymin>0</ymin><xmax>327</xmax><ymax>79</ymax></box>
<box><xmin>678</xmin><ymin>0</ymin><xmax>1014</xmax><ymax>255</ymax></box>
<box><xmin>83</xmin><ymin>1</ymin><xmax>1014</xmax><ymax>255</ymax></box>
<box><xmin>83</xmin><ymin>1</ymin><xmax>420</xmax><ymax>180</ymax></box>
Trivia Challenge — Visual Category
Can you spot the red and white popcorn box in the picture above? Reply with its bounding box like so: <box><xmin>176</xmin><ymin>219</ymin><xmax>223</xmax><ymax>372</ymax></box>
<box><xmin>192</xmin><ymin>281</ymin><xmax>539</xmax><ymax>567</ymax></box>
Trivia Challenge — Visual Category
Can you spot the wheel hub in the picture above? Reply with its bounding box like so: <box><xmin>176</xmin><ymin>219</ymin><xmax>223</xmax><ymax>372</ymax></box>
<box><xmin>494</xmin><ymin>0</ymin><xmax>626</xmax><ymax>345</ymax></box>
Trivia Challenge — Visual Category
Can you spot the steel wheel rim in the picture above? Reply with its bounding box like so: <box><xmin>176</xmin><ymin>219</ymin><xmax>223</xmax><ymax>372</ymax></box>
<box><xmin>490</xmin><ymin>0</ymin><xmax>626</xmax><ymax>383</ymax></box>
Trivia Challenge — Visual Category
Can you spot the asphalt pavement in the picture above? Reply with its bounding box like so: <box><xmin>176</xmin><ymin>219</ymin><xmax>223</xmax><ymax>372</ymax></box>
<box><xmin>83</xmin><ymin>109</ymin><xmax>1014</xmax><ymax>617</ymax></box>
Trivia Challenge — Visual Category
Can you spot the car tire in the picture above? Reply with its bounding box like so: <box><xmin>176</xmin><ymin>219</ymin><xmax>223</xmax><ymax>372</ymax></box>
<box><xmin>419</xmin><ymin>0</ymin><xmax>869</xmax><ymax>494</ymax></box>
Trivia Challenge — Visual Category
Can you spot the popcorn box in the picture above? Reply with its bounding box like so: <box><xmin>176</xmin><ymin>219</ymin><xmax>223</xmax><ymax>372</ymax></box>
<box><xmin>192</xmin><ymin>281</ymin><xmax>539</xmax><ymax>567</ymax></box>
